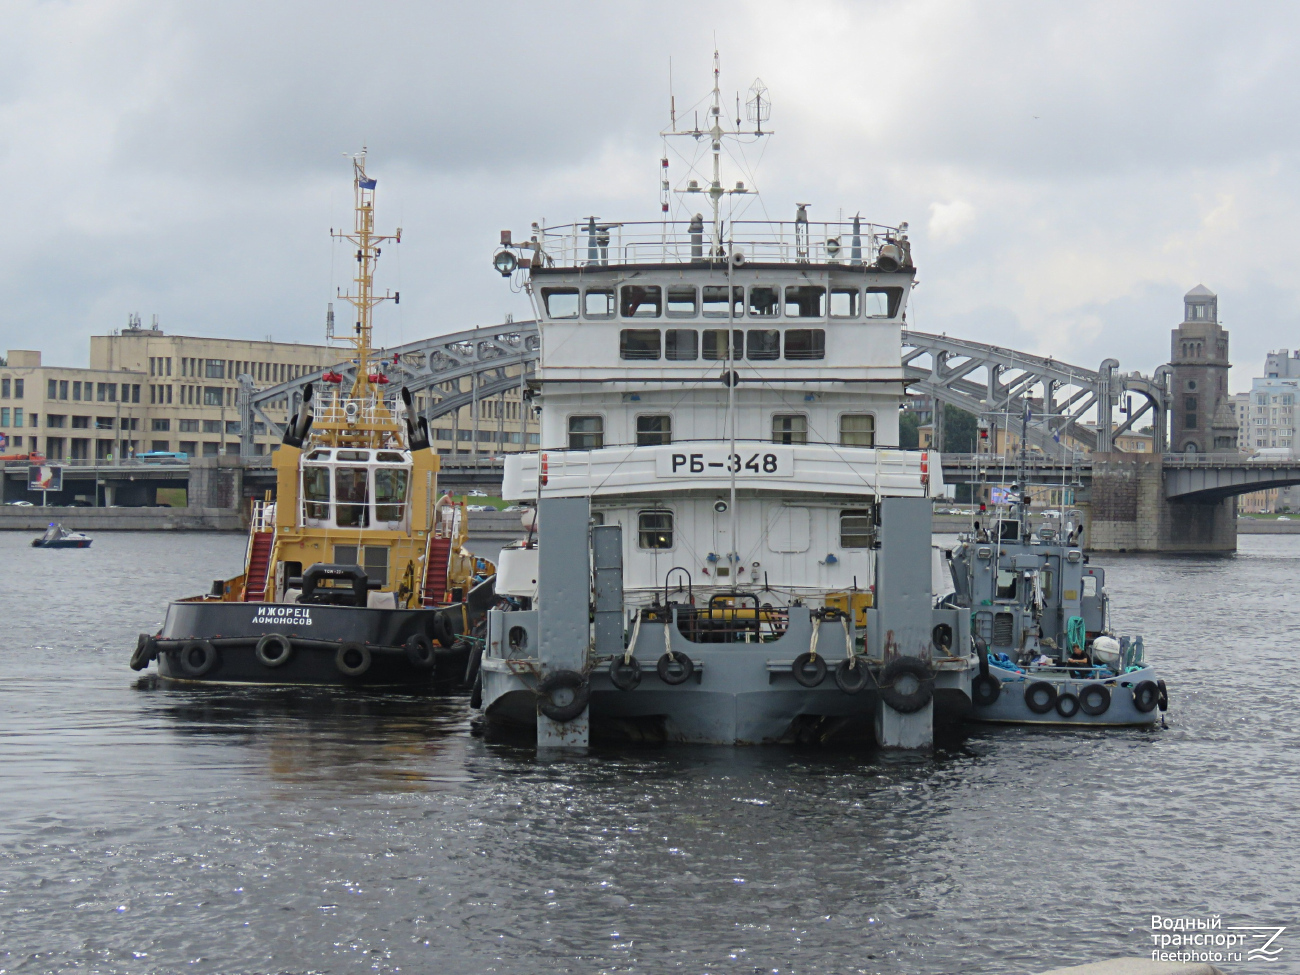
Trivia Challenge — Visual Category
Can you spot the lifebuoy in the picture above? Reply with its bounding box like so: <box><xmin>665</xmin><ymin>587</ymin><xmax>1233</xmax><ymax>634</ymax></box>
<box><xmin>656</xmin><ymin>651</ymin><xmax>694</xmax><ymax>685</ymax></box>
<box><xmin>178</xmin><ymin>640</ymin><xmax>218</xmax><ymax>678</ymax></box>
<box><xmin>1079</xmin><ymin>683</ymin><xmax>1111</xmax><ymax>716</ymax></box>
<box><xmin>538</xmin><ymin>670</ymin><xmax>589</xmax><ymax>722</ymax></box>
<box><xmin>878</xmin><ymin>657</ymin><xmax>934</xmax><ymax>714</ymax></box>
<box><xmin>1132</xmin><ymin>680</ymin><xmax>1159</xmax><ymax>713</ymax></box>
<box><xmin>610</xmin><ymin>655</ymin><xmax>642</xmax><ymax>691</ymax></box>
<box><xmin>1156</xmin><ymin>679</ymin><xmax>1169</xmax><ymax>712</ymax></box>
<box><xmin>971</xmin><ymin>673</ymin><xmax>1001</xmax><ymax>707</ymax></box>
<box><xmin>1024</xmin><ymin>680</ymin><xmax>1058</xmax><ymax>715</ymax></box>
<box><xmin>255</xmin><ymin>633</ymin><xmax>293</xmax><ymax>668</ymax></box>
<box><xmin>130</xmin><ymin>633</ymin><xmax>157</xmax><ymax>671</ymax></box>
<box><xmin>835</xmin><ymin>657</ymin><xmax>869</xmax><ymax>694</ymax></box>
<box><xmin>335</xmin><ymin>642</ymin><xmax>372</xmax><ymax>677</ymax></box>
<box><xmin>1055</xmin><ymin>692</ymin><xmax>1081</xmax><ymax>718</ymax></box>
<box><xmin>791</xmin><ymin>652</ymin><xmax>827</xmax><ymax>688</ymax></box>
<box><xmin>404</xmin><ymin>634</ymin><xmax>435</xmax><ymax>670</ymax></box>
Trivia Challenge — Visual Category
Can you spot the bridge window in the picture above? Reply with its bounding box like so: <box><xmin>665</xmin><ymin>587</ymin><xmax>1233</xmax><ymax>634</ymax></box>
<box><xmin>830</xmin><ymin>288</ymin><xmax>859</xmax><ymax>317</ymax></box>
<box><xmin>772</xmin><ymin>414</ymin><xmax>808</xmax><ymax>445</ymax></box>
<box><xmin>784</xmin><ymin>285</ymin><xmax>826</xmax><ymax>318</ymax></box>
<box><xmin>748</xmin><ymin>286</ymin><xmax>779</xmax><ymax>318</ymax></box>
<box><xmin>784</xmin><ymin>329</ymin><xmax>825</xmax><ymax>360</ymax></box>
<box><xmin>636</xmin><ymin>414</ymin><xmax>672</xmax><ymax>446</ymax></box>
<box><xmin>703</xmin><ymin>329</ymin><xmax>743</xmax><ymax>361</ymax></box>
<box><xmin>840</xmin><ymin>509</ymin><xmax>875</xmax><ymax>548</ymax></box>
<box><xmin>542</xmin><ymin>287</ymin><xmax>580</xmax><ymax>319</ymax></box>
<box><xmin>702</xmin><ymin>285</ymin><xmax>744</xmax><ymax>317</ymax></box>
<box><xmin>620</xmin><ymin>285</ymin><xmax>661</xmax><ymax>318</ymax></box>
<box><xmin>864</xmin><ymin>287</ymin><xmax>904</xmax><ymax>318</ymax></box>
<box><xmin>666</xmin><ymin>286</ymin><xmax>698</xmax><ymax>317</ymax></box>
<box><xmin>746</xmin><ymin>329</ymin><xmax>780</xmax><ymax>360</ymax></box>
<box><xmin>1186</xmin><ymin>413</ymin><xmax>1198</xmax><ymax>429</ymax></box>
<box><xmin>568</xmin><ymin>415</ymin><xmax>604</xmax><ymax>450</ymax></box>
<box><xmin>620</xmin><ymin>329</ymin><xmax>661</xmax><ymax>360</ymax></box>
<box><xmin>638</xmin><ymin>509</ymin><xmax>674</xmax><ymax>549</ymax></box>
<box><xmin>583</xmin><ymin>288</ymin><xmax>614</xmax><ymax>319</ymax></box>
<box><xmin>665</xmin><ymin>329</ymin><xmax>698</xmax><ymax>360</ymax></box>
<box><xmin>335</xmin><ymin>467</ymin><xmax>370</xmax><ymax>528</ymax></box>
<box><xmin>1185</xmin><ymin>396</ymin><xmax>1197</xmax><ymax>411</ymax></box>
<box><xmin>303</xmin><ymin>465</ymin><xmax>330</xmax><ymax>521</ymax></box>
<box><xmin>840</xmin><ymin>414</ymin><xmax>875</xmax><ymax>446</ymax></box>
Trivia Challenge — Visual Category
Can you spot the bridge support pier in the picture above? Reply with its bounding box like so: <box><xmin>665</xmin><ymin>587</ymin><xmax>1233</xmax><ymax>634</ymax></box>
<box><xmin>1084</xmin><ymin>454</ymin><xmax>1236</xmax><ymax>553</ymax></box>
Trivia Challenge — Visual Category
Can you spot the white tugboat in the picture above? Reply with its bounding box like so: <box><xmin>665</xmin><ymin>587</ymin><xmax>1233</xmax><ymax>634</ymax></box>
<box><xmin>475</xmin><ymin>57</ymin><xmax>974</xmax><ymax>747</ymax></box>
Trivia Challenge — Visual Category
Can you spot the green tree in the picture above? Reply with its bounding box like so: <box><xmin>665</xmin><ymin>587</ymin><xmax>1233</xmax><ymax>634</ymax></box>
<box><xmin>943</xmin><ymin>406</ymin><xmax>978</xmax><ymax>452</ymax></box>
<box><xmin>899</xmin><ymin>411</ymin><xmax>920</xmax><ymax>449</ymax></box>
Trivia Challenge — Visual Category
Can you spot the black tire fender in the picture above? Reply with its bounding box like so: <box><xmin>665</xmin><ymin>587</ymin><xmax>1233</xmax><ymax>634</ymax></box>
<box><xmin>537</xmin><ymin>670</ymin><xmax>589</xmax><ymax>722</ymax></box>
<box><xmin>1024</xmin><ymin>680</ymin><xmax>1058</xmax><ymax>715</ymax></box>
<box><xmin>404</xmin><ymin>634</ymin><xmax>436</xmax><ymax>671</ymax></box>
<box><xmin>177</xmin><ymin>640</ymin><xmax>218</xmax><ymax>678</ymax></box>
<box><xmin>255</xmin><ymin>633</ymin><xmax>294</xmax><ymax>668</ymax></box>
<box><xmin>878</xmin><ymin>657</ymin><xmax>934</xmax><ymax>714</ymax></box>
<box><xmin>1079</xmin><ymin>683</ymin><xmax>1111</xmax><ymax>716</ymax></box>
<box><xmin>834</xmin><ymin>657</ymin><xmax>869</xmax><ymax>694</ymax></box>
<box><xmin>656</xmin><ymin>651</ymin><xmax>694</xmax><ymax>685</ymax></box>
<box><xmin>335</xmin><ymin>642</ymin><xmax>372</xmax><ymax>677</ymax></box>
<box><xmin>1132</xmin><ymin>679</ymin><xmax>1159</xmax><ymax>713</ymax></box>
<box><xmin>971</xmin><ymin>672</ymin><xmax>1001</xmax><ymax>707</ymax></box>
<box><xmin>431</xmin><ymin>612</ymin><xmax>455</xmax><ymax>649</ymax></box>
<box><xmin>130</xmin><ymin>633</ymin><xmax>158</xmax><ymax>671</ymax></box>
<box><xmin>792</xmin><ymin>652</ymin><xmax>827</xmax><ymax>688</ymax></box>
<box><xmin>462</xmin><ymin>642</ymin><xmax>483</xmax><ymax>686</ymax></box>
<box><xmin>610</xmin><ymin>655</ymin><xmax>642</xmax><ymax>691</ymax></box>
<box><xmin>470</xmin><ymin>671</ymin><xmax>483</xmax><ymax>710</ymax></box>
<box><xmin>1055</xmin><ymin>692</ymin><xmax>1081</xmax><ymax>718</ymax></box>
<box><xmin>1156</xmin><ymin>678</ymin><xmax>1169</xmax><ymax>712</ymax></box>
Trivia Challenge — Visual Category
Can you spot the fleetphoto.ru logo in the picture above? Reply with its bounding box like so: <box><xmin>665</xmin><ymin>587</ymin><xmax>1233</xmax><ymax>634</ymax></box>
<box><xmin>1150</xmin><ymin>914</ymin><xmax>1287</xmax><ymax>965</ymax></box>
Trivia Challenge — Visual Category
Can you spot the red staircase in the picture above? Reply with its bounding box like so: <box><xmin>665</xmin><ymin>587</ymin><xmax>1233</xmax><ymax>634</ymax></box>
<box><xmin>243</xmin><ymin>532</ymin><xmax>275</xmax><ymax>601</ymax></box>
<box><xmin>423</xmin><ymin>535</ymin><xmax>452</xmax><ymax>606</ymax></box>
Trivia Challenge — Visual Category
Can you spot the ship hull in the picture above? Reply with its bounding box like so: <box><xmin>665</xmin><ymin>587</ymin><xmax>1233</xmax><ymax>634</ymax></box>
<box><xmin>965</xmin><ymin>665</ymin><xmax>1162</xmax><ymax>728</ymax></box>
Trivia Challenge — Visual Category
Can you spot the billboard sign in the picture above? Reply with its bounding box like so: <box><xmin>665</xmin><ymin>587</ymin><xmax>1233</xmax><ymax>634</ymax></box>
<box><xmin>28</xmin><ymin>464</ymin><xmax>62</xmax><ymax>492</ymax></box>
<box><xmin>990</xmin><ymin>485</ymin><xmax>1014</xmax><ymax>505</ymax></box>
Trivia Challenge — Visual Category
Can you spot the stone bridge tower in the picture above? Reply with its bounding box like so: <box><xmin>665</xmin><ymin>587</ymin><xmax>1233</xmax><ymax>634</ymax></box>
<box><xmin>1170</xmin><ymin>285</ymin><xmax>1236</xmax><ymax>453</ymax></box>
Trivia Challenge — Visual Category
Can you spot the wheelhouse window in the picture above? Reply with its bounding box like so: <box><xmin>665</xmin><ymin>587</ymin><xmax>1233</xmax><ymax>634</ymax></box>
<box><xmin>665</xmin><ymin>329</ymin><xmax>698</xmax><ymax>360</ymax></box>
<box><xmin>784</xmin><ymin>329</ymin><xmax>825</xmax><ymax>360</ymax></box>
<box><xmin>840</xmin><ymin>414</ymin><xmax>875</xmax><ymax>446</ymax></box>
<box><xmin>620</xmin><ymin>329</ymin><xmax>661</xmax><ymax>360</ymax></box>
<box><xmin>620</xmin><ymin>285</ymin><xmax>662</xmax><ymax>318</ymax></box>
<box><xmin>864</xmin><ymin>287</ymin><xmax>905</xmax><ymax>319</ymax></box>
<box><xmin>746</xmin><ymin>329</ymin><xmax>780</xmax><ymax>360</ymax></box>
<box><xmin>748</xmin><ymin>286</ymin><xmax>779</xmax><ymax>318</ymax></box>
<box><xmin>303</xmin><ymin>465</ymin><xmax>330</xmax><ymax>520</ymax></box>
<box><xmin>583</xmin><ymin>288</ymin><xmax>615</xmax><ymax>319</ymax></box>
<box><xmin>784</xmin><ymin>285</ymin><xmax>826</xmax><ymax>318</ymax></box>
<box><xmin>830</xmin><ymin>288</ymin><xmax>859</xmax><ymax>318</ymax></box>
<box><xmin>374</xmin><ymin>467</ymin><xmax>409</xmax><ymax>523</ymax></box>
<box><xmin>334</xmin><ymin>467</ymin><xmax>370</xmax><ymax>528</ymax></box>
<box><xmin>665</xmin><ymin>286</ymin><xmax>698</xmax><ymax>317</ymax></box>
<box><xmin>840</xmin><ymin>509</ymin><xmax>875</xmax><ymax>548</ymax></box>
<box><xmin>638</xmin><ymin>509</ymin><xmax>674</xmax><ymax>549</ymax></box>
<box><xmin>568</xmin><ymin>415</ymin><xmax>604</xmax><ymax>449</ymax></box>
<box><xmin>542</xmin><ymin>287</ymin><xmax>579</xmax><ymax>319</ymax></box>
<box><xmin>702</xmin><ymin>285</ymin><xmax>744</xmax><ymax>317</ymax></box>
<box><xmin>772</xmin><ymin>414</ymin><xmax>808</xmax><ymax>445</ymax></box>
<box><xmin>702</xmin><ymin>329</ymin><xmax>743</xmax><ymax>361</ymax></box>
<box><xmin>636</xmin><ymin>414</ymin><xmax>672</xmax><ymax>446</ymax></box>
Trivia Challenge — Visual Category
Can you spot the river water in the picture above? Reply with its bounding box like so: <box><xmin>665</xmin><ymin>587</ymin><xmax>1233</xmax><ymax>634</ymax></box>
<box><xmin>1</xmin><ymin>531</ymin><xmax>1296</xmax><ymax>974</ymax></box>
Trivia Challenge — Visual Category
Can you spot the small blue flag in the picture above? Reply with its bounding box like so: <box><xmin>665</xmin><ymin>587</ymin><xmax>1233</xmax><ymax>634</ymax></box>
<box><xmin>1053</xmin><ymin>430</ymin><xmax>1061</xmax><ymax>443</ymax></box>
<box><xmin>359</xmin><ymin>178</ymin><xmax>377</xmax><ymax>190</ymax></box>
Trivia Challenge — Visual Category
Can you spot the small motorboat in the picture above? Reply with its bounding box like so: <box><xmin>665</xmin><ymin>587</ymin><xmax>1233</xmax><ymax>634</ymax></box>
<box><xmin>32</xmin><ymin>523</ymin><xmax>93</xmax><ymax>549</ymax></box>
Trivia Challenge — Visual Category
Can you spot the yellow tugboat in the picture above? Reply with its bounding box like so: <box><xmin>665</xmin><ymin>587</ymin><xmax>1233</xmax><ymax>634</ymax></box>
<box><xmin>130</xmin><ymin>154</ymin><xmax>494</xmax><ymax>686</ymax></box>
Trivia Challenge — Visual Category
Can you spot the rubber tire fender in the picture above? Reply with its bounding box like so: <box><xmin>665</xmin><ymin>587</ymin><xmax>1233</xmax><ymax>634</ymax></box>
<box><xmin>878</xmin><ymin>657</ymin><xmax>934</xmax><ymax>714</ymax></box>
<box><xmin>1024</xmin><ymin>680</ymin><xmax>1058</xmax><ymax>715</ymax></box>
<box><xmin>1055</xmin><ymin>692</ymin><xmax>1081</xmax><ymax>718</ymax></box>
<box><xmin>1132</xmin><ymin>679</ymin><xmax>1159</xmax><ymax>713</ymax></box>
<box><xmin>335</xmin><ymin>642</ymin><xmax>372</xmax><ymax>677</ymax></box>
<box><xmin>1156</xmin><ymin>678</ymin><xmax>1169</xmax><ymax>712</ymax></box>
<box><xmin>130</xmin><ymin>633</ymin><xmax>158</xmax><ymax>671</ymax></box>
<box><xmin>656</xmin><ymin>651</ymin><xmax>695</xmax><ymax>686</ymax></box>
<box><xmin>537</xmin><ymin>670</ymin><xmax>589</xmax><ymax>722</ymax></box>
<box><xmin>609</xmin><ymin>655</ymin><xmax>642</xmax><ymax>691</ymax></box>
<box><xmin>462</xmin><ymin>642</ymin><xmax>483</xmax><ymax>686</ymax></box>
<box><xmin>470</xmin><ymin>670</ymin><xmax>483</xmax><ymax>710</ymax></box>
<box><xmin>834</xmin><ymin>657</ymin><xmax>869</xmax><ymax>694</ymax></box>
<box><xmin>791</xmin><ymin>652</ymin><xmax>828</xmax><ymax>688</ymax></box>
<box><xmin>404</xmin><ymin>634</ymin><xmax>436</xmax><ymax>671</ymax></box>
<box><xmin>1079</xmin><ymin>683</ymin><xmax>1111</xmax><ymax>716</ymax></box>
<box><xmin>177</xmin><ymin>640</ymin><xmax>218</xmax><ymax>678</ymax></box>
<box><xmin>430</xmin><ymin>612</ymin><xmax>456</xmax><ymax>649</ymax></box>
<box><xmin>971</xmin><ymin>672</ymin><xmax>1001</xmax><ymax>707</ymax></box>
<box><xmin>255</xmin><ymin>633</ymin><xmax>294</xmax><ymax>668</ymax></box>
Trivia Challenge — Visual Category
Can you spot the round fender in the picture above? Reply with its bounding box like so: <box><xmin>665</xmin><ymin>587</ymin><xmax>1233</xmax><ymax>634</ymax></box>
<box><xmin>1079</xmin><ymin>683</ymin><xmax>1111</xmax><ymax>716</ymax></box>
<box><xmin>792</xmin><ymin>652</ymin><xmax>827</xmax><ymax>688</ymax></box>
<box><xmin>462</xmin><ymin>642</ymin><xmax>483</xmax><ymax>686</ymax></box>
<box><xmin>470</xmin><ymin>671</ymin><xmax>483</xmax><ymax>710</ymax></box>
<box><xmin>971</xmin><ymin>672</ymin><xmax>1001</xmax><ymax>707</ymax></box>
<box><xmin>1156</xmin><ymin>678</ymin><xmax>1169</xmax><ymax>712</ymax></box>
<box><xmin>130</xmin><ymin>633</ymin><xmax>157</xmax><ymax>672</ymax></box>
<box><xmin>538</xmin><ymin>670</ymin><xmax>589</xmax><ymax>722</ymax></box>
<box><xmin>878</xmin><ymin>657</ymin><xmax>934</xmax><ymax>714</ymax></box>
<box><xmin>656</xmin><ymin>651</ymin><xmax>695</xmax><ymax>686</ymax></box>
<box><xmin>1055</xmin><ymin>691</ymin><xmax>1081</xmax><ymax>718</ymax></box>
<box><xmin>431</xmin><ymin>612</ymin><xmax>455</xmax><ymax>649</ymax></box>
<box><xmin>255</xmin><ymin>633</ymin><xmax>294</xmax><ymax>668</ymax></box>
<box><xmin>610</xmin><ymin>655</ymin><xmax>642</xmax><ymax>691</ymax></box>
<box><xmin>335</xmin><ymin>642</ymin><xmax>372</xmax><ymax>677</ymax></box>
<box><xmin>177</xmin><ymin>640</ymin><xmax>218</xmax><ymax>678</ymax></box>
<box><xmin>404</xmin><ymin>634</ymin><xmax>436</xmax><ymax>671</ymax></box>
<box><xmin>1132</xmin><ymin>679</ymin><xmax>1159</xmax><ymax>713</ymax></box>
<box><xmin>834</xmin><ymin>657</ymin><xmax>869</xmax><ymax>694</ymax></box>
<box><xmin>1024</xmin><ymin>680</ymin><xmax>1058</xmax><ymax>715</ymax></box>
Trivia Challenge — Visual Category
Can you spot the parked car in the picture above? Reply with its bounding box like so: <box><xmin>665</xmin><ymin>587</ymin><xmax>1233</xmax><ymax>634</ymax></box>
<box><xmin>501</xmin><ymin>504</ymin><xmax>528</xmax><ymax>513</ymax></box>
<box><xmin>467</xmin><ymin>489</ymin><xmax>488</xmax><ymax>497</ymax></box>
<box><xmin>7</xmin><ymin>500</ymin><xmax>34</xmax><ymax>506</ymax></box>
<box><xmin>466</xmin><ymin>504</ymin><xmax>497</xmax><ymax>512</ymax></box>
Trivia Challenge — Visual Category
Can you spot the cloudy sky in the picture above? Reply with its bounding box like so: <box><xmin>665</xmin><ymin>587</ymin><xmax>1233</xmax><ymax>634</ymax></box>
<box><xmin>3</xmin><ymin>0</ymin><xmax>1299</xmax><ymax>390</ymax></box>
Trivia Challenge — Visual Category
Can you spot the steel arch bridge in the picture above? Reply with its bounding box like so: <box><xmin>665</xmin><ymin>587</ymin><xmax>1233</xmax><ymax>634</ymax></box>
<box><xmin>242</xmin><ymin>320</ymin><xmax>1170</xmax><ymax>455</ymax></box>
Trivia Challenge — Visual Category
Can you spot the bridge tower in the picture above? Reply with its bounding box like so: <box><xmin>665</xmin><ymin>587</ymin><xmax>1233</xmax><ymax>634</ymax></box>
<box><xmin>1170</xmin><ymin>285</ymin><xmax>1236</xmax><ymax>454</ymax></box>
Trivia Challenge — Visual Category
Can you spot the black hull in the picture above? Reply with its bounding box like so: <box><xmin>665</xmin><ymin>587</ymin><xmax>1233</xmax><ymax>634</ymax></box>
<box><xmin>151</xmin><ymin>600</ymin><xmax>469</xmax><ymax>688</ymax></box>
